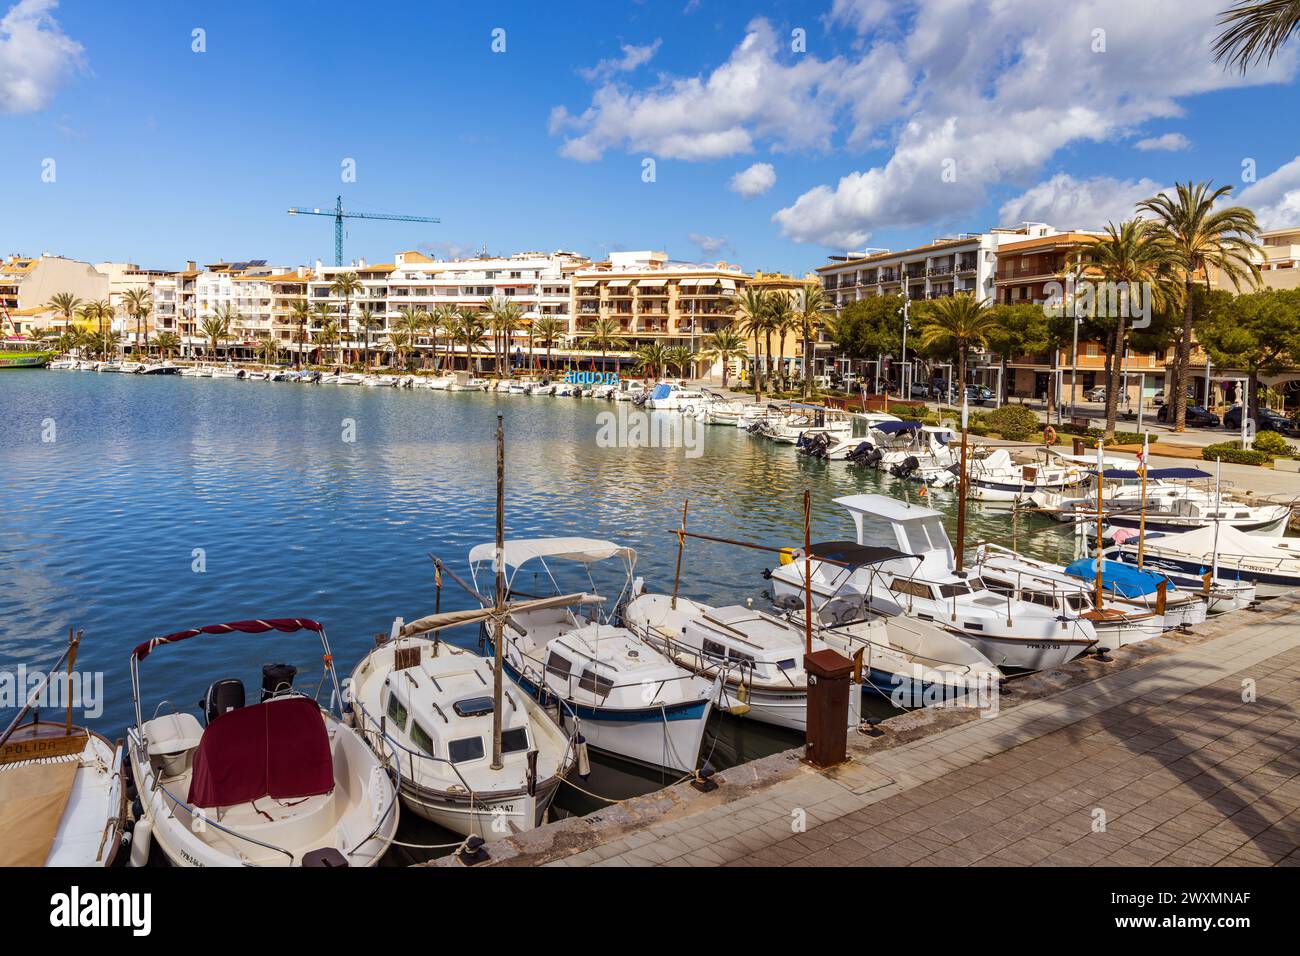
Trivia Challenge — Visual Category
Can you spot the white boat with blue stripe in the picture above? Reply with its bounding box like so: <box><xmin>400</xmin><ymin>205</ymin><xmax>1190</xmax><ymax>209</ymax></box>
<box><xmin>469</xmin><ymin>538</ymin><xmax>716</xmax><ymax>775</ymax></box>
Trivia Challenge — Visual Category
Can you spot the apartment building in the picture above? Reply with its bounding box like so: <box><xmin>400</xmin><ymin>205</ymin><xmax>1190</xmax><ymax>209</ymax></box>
<box><xmin>0</xmin><ymin>253</ymin><xmax>109</xmax><ymax>335</ymax></box>
<box><xmin>1249</xmin><ymin>226</ymin><xmax>1300</xmax><ymax>291</ymax></box>
<box><xmin>993</xmin><ymin>231</ymin><xmax>1165</xmax><ymax>404</ymax></box>
<box><xmin>94</xmin><ymin>262</ymin><xmax>173</xmax><ymax>343</ymax></box>
<box><xmin>817</xmin><ymin>224</ymin><xmax>1058</xmax><ymax>313</ymax></box>
<box><xmin>569</xmin><ymin>251</ymin><xmax>747</xmax><ymax>369</ymax></box>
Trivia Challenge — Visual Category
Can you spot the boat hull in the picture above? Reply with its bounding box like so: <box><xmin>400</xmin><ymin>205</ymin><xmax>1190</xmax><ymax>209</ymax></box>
<box><xmin>397</xmin><ymin>775</ymin><xmax>563</xmax><ymax>837</ymax></box>
<box><xmin>504</xmin><ymin>660</ymin><xmax>711</xmax><ymax>775</ymax></box>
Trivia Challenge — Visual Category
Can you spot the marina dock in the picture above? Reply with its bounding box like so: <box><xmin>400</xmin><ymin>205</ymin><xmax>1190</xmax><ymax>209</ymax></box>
<box><xmin>439</xmin><ymin>593</ymin><xmax>1300</xmax><ymax>867</ymax></box>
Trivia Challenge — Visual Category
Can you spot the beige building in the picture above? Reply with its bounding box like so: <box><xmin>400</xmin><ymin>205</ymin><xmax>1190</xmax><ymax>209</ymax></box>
<box><xmin>0</xmin><ymin>254</ymin><xmax>109</xmax><ymax>335</ymax></box>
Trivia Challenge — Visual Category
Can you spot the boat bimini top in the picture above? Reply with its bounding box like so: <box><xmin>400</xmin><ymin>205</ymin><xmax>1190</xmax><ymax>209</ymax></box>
<box><xmin>469</xmin><ymin>537</ymin><xmax>637</xmax><ymax>621</ymax></box>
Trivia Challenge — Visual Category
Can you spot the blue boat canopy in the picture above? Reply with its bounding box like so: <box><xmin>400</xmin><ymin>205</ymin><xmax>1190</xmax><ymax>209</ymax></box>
<box><xmin>1098</xmin><ymin>467</ymin><xmax>1213</xmax><ymax>480</ymax></box>
<box><xmin>875</xmin><ymin>420</ymin><xmax>923</xmax><ymax>435</ymax></box>
<box><xmin>650</xmin><ymin>384</ymin><xmax>673</xmax><ymax>401</ymax></box>
<box><xmin>1064</xmin><ymin>557</ymin><xmax>1173</xmax><ymax>598</ymax></box>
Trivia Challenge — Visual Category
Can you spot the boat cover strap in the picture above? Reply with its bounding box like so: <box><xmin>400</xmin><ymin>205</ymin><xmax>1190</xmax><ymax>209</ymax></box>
<box><xmin>0</xmin><ymin>758</ymin><xmax>78</xmax><ymax>866</ymax></box>
<box><xmin>187</xmin><ymin>697</ymin><xmax>334</xmax><ymax>809</ymax></box>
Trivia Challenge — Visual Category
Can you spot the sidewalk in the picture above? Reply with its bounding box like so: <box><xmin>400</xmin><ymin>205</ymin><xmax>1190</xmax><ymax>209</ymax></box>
<box><xmin>448</xmin><ymin>596</ymin><xmax>1300</xmax><ymax>868</ymax></box>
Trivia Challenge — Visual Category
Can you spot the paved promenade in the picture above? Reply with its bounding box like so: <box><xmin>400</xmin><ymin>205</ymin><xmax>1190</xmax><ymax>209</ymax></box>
<box><xmin>459</xmin><ymin>597</ymin><xmax>1300</xmax><ymax>868</ymax></box>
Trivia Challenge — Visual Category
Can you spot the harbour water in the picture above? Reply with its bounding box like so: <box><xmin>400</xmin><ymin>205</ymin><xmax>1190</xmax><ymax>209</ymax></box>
<box><xmin>0</xmin><ymin>371</ymin><xmax>1087</xmax><ymax>855</ymax></box>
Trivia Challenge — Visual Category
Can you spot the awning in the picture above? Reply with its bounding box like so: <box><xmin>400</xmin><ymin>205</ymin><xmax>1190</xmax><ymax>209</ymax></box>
<box><xmin>575</xmin><ymin>279</ymin><xmax>598</xmax><ymax>288</ymax></box>
<box><xmin>874</xmin><ymin>420</ymin><xmax>924</xmax><ymax>434</ymax></box>
<box><xmin>719</xmin><ymin>278</ymin><xmax>736</xmax><ymax>291</ymax></box>
<box><xmin>607</xmin><ymin>279</ymin><xmax>631</xmax><ymax>288</ymax></box>
<box><xmin>467</xmin><ymin>537</ymin><xmax>635</xmax><ymax>571</ymax></box>
<box><xmin>806</xmin><ymin>540</ymin><xmax>914</xmax><ymax>568</ymax></box>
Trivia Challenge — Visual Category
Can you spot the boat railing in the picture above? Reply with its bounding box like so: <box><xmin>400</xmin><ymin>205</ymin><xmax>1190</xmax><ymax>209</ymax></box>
<box><xmin>512</xmin><ymin>644</ymin><xmax>706</xmax><ymax>707</ymax></box>
<box><xmin>639</xmin><ymin>629</ymin><xmax>792</xmax><ymax>690</ymax></box>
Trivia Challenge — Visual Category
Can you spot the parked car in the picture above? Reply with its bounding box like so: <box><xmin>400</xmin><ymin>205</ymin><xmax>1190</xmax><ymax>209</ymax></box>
<box><xmin>1223</xmin><ymin>405</ymin><xmax>1300</xmax><ymax>436</ymax></box>
<box><xmin>1084</xmin><ymin>386</ymin><xmax>1106</xmax><ymax>402</ymax></box>
<box><xmin>1157</xmin><ymin>403</ymin><xmax>1220</xmax><ymax>427</ymax></box>
<box><xmin>909</xmin><ymin>382</ymin><xmax>931</xmax><ymax>399</ymax></box>
<box><xmin>965</xmin><ymin>384</ymin><xmax>992</xmax><ymax>405</ymax></box>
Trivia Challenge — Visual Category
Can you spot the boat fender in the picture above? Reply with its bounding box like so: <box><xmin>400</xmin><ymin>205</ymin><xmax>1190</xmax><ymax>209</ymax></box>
<box><xmin>128</xmin><ymin>818</ymin><xmax>153</xmax><ymax>868</ymax></box>
<box><xmin>576</xmin><ymin>735</ymin><xmax>591</xmax><ymax>779</ymax></box>
<box><xmin>1042</xmin><ymin>425</ymin><xmax>1056</xmax><ymax>445</ymax></box>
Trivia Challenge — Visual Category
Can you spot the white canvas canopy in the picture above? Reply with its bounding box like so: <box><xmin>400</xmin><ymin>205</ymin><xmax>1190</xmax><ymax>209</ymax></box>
<box><xmin>1146</xmin><ymin>522</ymin><xmax>1282</xmax><ymax>559</ymax></box>
<box><xmin>468</xmin><ymin>537</ymin><xmax>636</xmax><ymax>571</ymax></box>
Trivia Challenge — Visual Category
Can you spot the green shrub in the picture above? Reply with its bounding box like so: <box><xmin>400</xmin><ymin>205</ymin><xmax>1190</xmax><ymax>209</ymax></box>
<box><xmin>1251</xmin><ymin>430</ymin><xmax>1293</xmax><ymax>456</ymax></box>
<box><xmin>1203</xmin><ymin>441</ymin><xmax>1271</xmax><ymax>466</ymax></box>
<box><xmin>977</xmin><ymin>404</ymin><xmax>1040</xmax><ymax>442</ymax></box>
<box><xmin>887</xmin><ymin>402</ymin><xmax>927</xmax><ymax>418</ymax></box>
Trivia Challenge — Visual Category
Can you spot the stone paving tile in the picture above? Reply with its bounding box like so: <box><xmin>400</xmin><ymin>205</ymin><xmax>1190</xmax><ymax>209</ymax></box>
<box><xmin>562</xmin><ymin>616</ymin><xmax>1300</xmax><ymax>868</ymax></box>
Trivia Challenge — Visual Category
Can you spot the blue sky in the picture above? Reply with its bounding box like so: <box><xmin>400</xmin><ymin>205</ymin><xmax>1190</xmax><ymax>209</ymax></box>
<box><xmin>4</xmin><ymin>0</ymin><xmax>1300</xmax><ymax>274</ymax></box>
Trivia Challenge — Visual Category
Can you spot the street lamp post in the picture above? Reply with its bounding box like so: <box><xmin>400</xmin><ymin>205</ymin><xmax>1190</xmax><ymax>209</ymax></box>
<box><xmin>899</xmin><ymin>298</ymin><xmax>909</xmax><ymax>401</ymax></box>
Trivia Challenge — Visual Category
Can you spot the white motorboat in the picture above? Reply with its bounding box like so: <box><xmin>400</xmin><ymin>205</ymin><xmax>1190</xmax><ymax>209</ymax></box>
<box><xmin>0</xmin><ymin>635</ymin><xmax>128</xmax><ymax>867</ymax></box>
<box><xmin>244</xmin><ymin>370</ymin><xmax>269</xmax><ymax>381</ymax></box>
<box><xmin>1039</xmin><ymin>466</ymin><xmax>1292</xmax><ymax>537</ymax></box>
<box><xmin>1057</xmin><ymin>555</ymin><xmax>1206</xmax><ymax>627</ymax></box>
<box><xmin>644</xmin><ymin>382</ymin><xmax>707</xmax><ymax>412</ymax></box>
<box><xmin>767</xmin><ymin>497</ymin><xmax>1099</xmax><ymax>671</ymax></box>
<box><xmin>127</xmin><ymin>617</ymin><xmax>400</xmax><ymax>867</ymax></box>
<box><xmin>625</xmin><ymin>589</ymin><xmax>999</xmax><ymax>723</ymax></box>
<box><xmin>766</xmin><ymin>404</ymin><xmax>853</xmax><ymax>444</ymax></box>
<box><xmin>424</xmin><ymin>374</ymin><xmax>456</xmax><ymax>390</ymax></box>
<box><xmin>468</xmin><ymin>538</ymin><xmax>716</xmax><ymax>775</ymax></box>
<box><xmin>140</xmin><ymin>362</ymin><xmax>180</xmax><ymax>375</ymax></box>
<box><xmin>964</xmin><ymin>447</ymin><xmax>1092</xmax><ymax>503</ymax></box>
<box><xmin>851</xmin><ymin>420</ymin><xmax>958</xmax><ymax>484</ymax></box>
<box><xmin>612</xmin><ymin>382</ymin><xmax>647</xmax><ymax>402</ymax></box>
<box><xmin>348</xmin><ymin>630</ymin><xmax>576</xmax><ymax>838</ymax></box>
<box><xmin>972</xmin><ymin>544</ymin><xmax>1169</xmax><ymax>646</ymax></box>
<box><xmin>1109</xmin><ymin>523</ymin><xmax>1300</xmax><ymax>597</ymax></box>
<box><xmin>210</xmin><ymin>365</ymin><xmax>243</xmax><ymax>379</ymax></box>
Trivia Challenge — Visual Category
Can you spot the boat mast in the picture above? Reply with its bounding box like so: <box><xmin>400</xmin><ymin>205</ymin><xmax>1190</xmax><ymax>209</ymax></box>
<box><xmin>1094</xmin><ymin>439</ymin><xmax>1105</xmax><ymax>609</ymax></box>
<box><xmin>1137</xmin><ymin>432</ymin><xmax>1149</xmax><ymax>569</ymax></box>
<box><xmin>802</xmin><ymin>490</ymin><xmax>812</xmax><ymax>656</ymax></box>
<box><xmin>1212</xmin><ymin>455</ymin><xmax>1222</xmax><ymax>584</ymax></box>
<box><xmin>491</xmin><ymin>415</ymin><xmax>506</xmax><ymax>771</ymax></box>
<box><xmin>954</xmin><ymin>394</ymin><xmax>969</xmax><ymax>574</ymax></box>
<box><xmin>671</xmin><ymin>499</ymin><xmax>689</xmax><ymax>610</ymax></box>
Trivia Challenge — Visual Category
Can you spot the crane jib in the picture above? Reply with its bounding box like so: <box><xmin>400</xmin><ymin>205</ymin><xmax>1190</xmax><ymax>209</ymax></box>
<box><xmin>287</xmin><ymin>195</ymin><xmax>440</xmax><ymax>266</ymax></box>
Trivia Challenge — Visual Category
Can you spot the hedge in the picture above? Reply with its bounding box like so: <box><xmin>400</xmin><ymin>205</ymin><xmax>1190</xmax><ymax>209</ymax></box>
<box><xmin>1202</xmin><ymin>441</ymin><xmax>1272</xmax><ymax>466</ymax></box>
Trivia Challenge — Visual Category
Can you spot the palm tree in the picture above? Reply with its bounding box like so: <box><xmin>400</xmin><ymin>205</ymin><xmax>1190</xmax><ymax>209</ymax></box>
<box><xmin>732</xmin><ymin>287</ymin><xmax>770</xmax><ymax>399</ymax></box>
<box><xmin>200</xmin><ymin>307</ymin><xmax>234</xmax><ymax>362</ymax></box>
<box><xmin>1076</xmin><ymin>220</ymin><xmax>1173</xmax><ymax>439</ymax></box>
<box><xmin>45</xmin><ymin>292</ymin><xmax>81</xmax><ymax>334</ymax></box>
<box><xmin>254</xmin><ymin>332</ymin><xmax>281</xmax><ymax>366</ymax></box>
<box><xmin>78</xmin><ymin>300</ymin><xmax>114</xmax><ymax>360</ymax></box>
<box><xmin>329</xmin><ymin>272</ymin><xmax>363</xmax><ymax>368</ymax></box>
<box><xmin>1138</xmin><ymin>181</ymin><xmax>1262</xmax><ymax>431</ymax></box>
<box><xmin>1213</xmin><ymin>0</ymin><xmax>1300</xmax><ymax>72</ymax></box>
<box><xmin>698</xmin><ymin>328</ymin><xmax>748</xmax><ymax>388</ymax></box>
<box><xmin>313</xmin><ymin>319</ymin><xmax>338</xmax><ymax>365</ymax></box>
<box><xmin>288</xmin><ymin>300</ymin><xmax>313</xmax><ymax>370</ymax></box>
<box><xmin>635</xmin><ymin>342</ymin><xmax>669</xmax><ymax>380</ymax></box>
<box><xmin>532</xmin><ymin>315</ymin><xmax>565</xmax><ymax>372</ymax></box>
<box><xmin>486</xmin><ymin>296</ymin><xmax>523</xmax><ymax>376</ymax></box>
<box><xmin>54</xmin><ymin>328</ymin><xmax>79</xmax><ymax>358</ymax></box>
<box><xmin>121</xmin><ymin>287</ymin><xmax>152</xmax><ymax>357</ymax></box>
<box><xmin>793</xmin><ymin>286</ymin><xmax>833</xmax><ymax>398</ymax></box>
<box><xmin>154</xmin><ymin>331</ymin><xmax>180</xmax><ymax>359</ymax></box>
<box><xmin>392</xmin><ymin>307</ymin><xmax>427</xmax><ymax>371</ymax></box>
<box><xmin>581</xmin><ymin>316</ymin><xmax>628</xmax><ymax>374</ymax></box>
<box><xmin>915</xmin><ymin>293</ymin><xmax>995</xmax><ymax>398</ymax></box>
<box><xmin>664</xmin><ymin>345</ymin><xmax>693</xmax><ymax>379</ymax></box>
<box><xmin>767</xmin><ymin>292</ymin><xmax>797</xmax><ymax>391</ymax></box>
<box><xmin>454</xmin><ymin>313</ymin><xmax>488</xmax><ymax>372</ymax></box>
<box><xmin>430</xmin><ymin>304</ymin><xmax>457</xmax><ymax>370</ymax></box>
<box><xmin>355</xmin><ymin>308</ymin><xmax>382</xmax><ymax>371</ymax></box>
<box><xmin>387</xmin><ymin>330</ymin><xmax>412</xmax><ymax>368</ymax></box>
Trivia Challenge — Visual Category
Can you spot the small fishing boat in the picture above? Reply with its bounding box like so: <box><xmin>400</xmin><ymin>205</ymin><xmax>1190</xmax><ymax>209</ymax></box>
<box><xmin>0</xmin><ymin>632</ymin><xmax>128</xmax><ymax>867</ymax></box>
<box><xmin>698</xmin><ymin>390</ymin><xmax>746</xmax><ymax>425</ymax></box>
<box><xmin>973</xmin><ymin>545</ymin><xmax>1168</xmax><ymax>646</ymax></box>
<box><xmin>468</xmin><ymin>538</ymin><xmax>716</xmax><ymax>775</ymax></box>
<box><xmin>1108</xmin><ymin>548</ymin><xmax>1257</xmax><ymax>613</ymax></box>
<box><xmin>127</xmin><ymin>617</ymin><xmax>400</xmax><ymax>867</ymax></box>
<box><xmin>767</xmin><ymin>404</ymin><xmax>853</xmax><ymax>444</ymax></box>
<box><xmin>1110</xmin><ymin>523</ymin><xmax>1300</xmax><ymax>597</ymax></box>
<box><xmin>1060</xmin><ymin>556</ymin><xmax>1206</xmax><ymax>627</ymax></box>
<box><xmin>209</xmin><ymin>365</ymin><xmax>243</xmax><ymax>379</ymax></box>
<box><xmin>348</xmin><ymin>627</ymin><xmax>576</xmax><ymax>837</ymax></box>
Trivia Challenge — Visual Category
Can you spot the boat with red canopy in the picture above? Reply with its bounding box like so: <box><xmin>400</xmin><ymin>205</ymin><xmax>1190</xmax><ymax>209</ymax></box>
<box><xmin>126</xmin><ymin>617</ymin><xmax>400</xmax><ymax>867</ymax></box>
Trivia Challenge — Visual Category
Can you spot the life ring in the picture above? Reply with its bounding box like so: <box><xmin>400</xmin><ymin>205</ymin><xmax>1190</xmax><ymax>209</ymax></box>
<box><xmin>1042</xmin><ymin>425</ymin><xmax>1057</xmax><ymax>445</ymax></box>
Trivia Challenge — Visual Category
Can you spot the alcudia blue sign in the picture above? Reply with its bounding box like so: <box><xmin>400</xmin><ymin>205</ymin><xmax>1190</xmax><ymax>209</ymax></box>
<box><xmin>565</xmin><ymin>371</ymin><xmax>620</xmax><ymax>385</ymax></box>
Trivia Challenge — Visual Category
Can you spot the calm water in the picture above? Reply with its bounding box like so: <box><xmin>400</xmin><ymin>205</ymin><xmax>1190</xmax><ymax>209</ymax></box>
<box><xmin>0</xmin><ymin>371</ymin><xmax>1082</xmax><ymax>854</ymax></box>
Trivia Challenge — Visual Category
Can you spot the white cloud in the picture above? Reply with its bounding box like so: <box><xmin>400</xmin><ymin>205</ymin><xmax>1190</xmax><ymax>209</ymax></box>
<box><xmin>578</xmin><ymin>40</ymin><xmax>661</xmax><ymax>82</ymax></box>
<box><xmin>0</xmin><ymin>0</ymin><xmax>83</xmax><ymax>114</ymax></box>
<box><xmin>1239</xmin><ymin>156</ymin><xmax>1300</xmax><ymax>230</ymax></box>
<box><xmin>689</xmin><ymin>232</ymin><xmax>731</xmax><ymax>255</ymax></box>
<box><xmin>1135</xmin><ymin>132</ymin><xmax>1191</xmax><ymax>152</ymax></box>
<box><xmin>551</xmin><ymin>18</ymin><xmax>842</xmax><ymax>162</ymax></box>
<box><xmin>729</xmin><ymin>162</ymin><xmax>776</xmax><ymax>197</ymax></box>
<box><xmin>998</xmin><ymin>174</ymin><xmax>1167</xmax><ymax>230</ymax></box>
<box><xmin>551</xmin><ymin>1</ymin><xmax>1295</xmax><ymax>248</ymax></box>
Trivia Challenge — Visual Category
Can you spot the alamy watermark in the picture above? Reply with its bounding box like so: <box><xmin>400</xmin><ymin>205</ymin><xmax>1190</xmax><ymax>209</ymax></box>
<box><xmin>1043</xmin><ymin>277</ymin><xmax>1152</xmax><ymax>329</ymax></box>
<box><xmin>888</xmin><ymin>667</ymin><xmax>1000</xmax><ymax>717</ymax></box>
<box><xmin>1</xmin><ymin>664</ymin><xmax>103</xmax><ymax>719</ymax></box>
<box><xmin>596</xmin><ymin>403</ymin><xmax>704</xmax><ymax>459</ymax></box>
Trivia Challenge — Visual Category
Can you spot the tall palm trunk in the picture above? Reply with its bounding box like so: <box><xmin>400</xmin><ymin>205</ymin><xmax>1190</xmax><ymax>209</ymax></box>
<box><xmin>1103</xmin><ymin>320</ymin><xmax>1125</xmax><ymax>440</ymax></box>
<box><xmin>1171</xmin><ymin>278</ymin><xmax>1195</xmax><ymax>432</ymax></box>
<box><xmin>801</xmin><ymin>321</ymin><xmax>813</xmax><ymax>399</ymax></box>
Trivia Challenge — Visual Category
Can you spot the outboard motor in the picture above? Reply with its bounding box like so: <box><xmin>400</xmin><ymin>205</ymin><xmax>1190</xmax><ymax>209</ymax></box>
<box><xmin>864</xmin><ymin>447</ymin><xmax>884</xmax><ymax>468</ymax></box>
<box><xmin>845</xmin><ymin>441</ymin><xmax>873</xmax><ymax>465</ymax></box>
<box><xmin>261</xmin><ymin>662</ymin><xmax>298</xmax><ymax>702</ymax></box>
<box><xmin>200</xmin><ymin>678</ymin><xmax>245</xmax><ymax>725</ymax></box>
<box><xmin>891</xmin><ymin>455</ymin><xmax>921</xmax><ymax>480</ymax></box>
